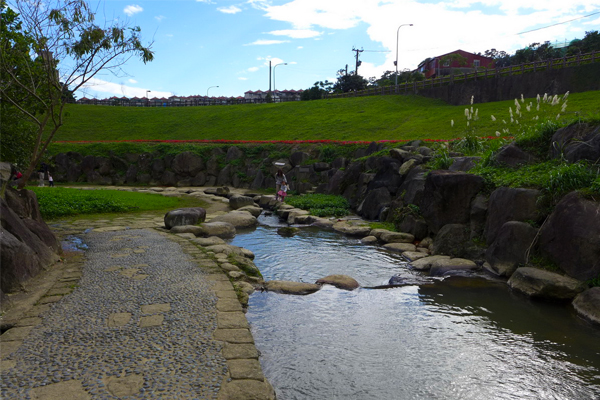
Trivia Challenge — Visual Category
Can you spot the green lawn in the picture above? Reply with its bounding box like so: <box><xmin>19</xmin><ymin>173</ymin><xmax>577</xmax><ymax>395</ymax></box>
<box><xmin>55</xmin><ymin>91</ymin><xmax>600</xmax><ymax>142</ymax></box>
<box><xmin>29</xmin><ymin>187</ymin><xmax>207</xmax><ymax>219</ymax></box>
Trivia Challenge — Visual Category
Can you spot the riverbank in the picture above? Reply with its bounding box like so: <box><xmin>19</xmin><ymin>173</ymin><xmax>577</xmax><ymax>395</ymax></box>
<box><xmin>0</xmin><ymin>189</ymin><xmax>275</xmax><ymax>400</ymax></box>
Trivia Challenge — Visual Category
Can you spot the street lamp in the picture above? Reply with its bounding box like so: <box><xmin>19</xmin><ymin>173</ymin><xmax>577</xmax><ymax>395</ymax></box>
<box><xmin>273</xmin><ymin>62</ymin><xmax>287</xmax><ymax>95</ymax></box>
<box><xmin>206</xmin><ymin>86</ymin><xmax>219</xmax><ymax>97</ymax></box>
<box><xmin>395</xmin><ymin>24</ymin><xmax>413</xmax><ymax>87</ymax></box>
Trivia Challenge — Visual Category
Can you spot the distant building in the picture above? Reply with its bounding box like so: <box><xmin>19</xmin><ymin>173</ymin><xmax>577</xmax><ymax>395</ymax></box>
<box><xmin>244</xmin><ymin>89</ymin><xmax>303</xmax><ymax>102</ymax></box>
<box><xmin>418</xmin><ymin>50</ymin><xmax>495</xmax><ymax>79</ymax></box>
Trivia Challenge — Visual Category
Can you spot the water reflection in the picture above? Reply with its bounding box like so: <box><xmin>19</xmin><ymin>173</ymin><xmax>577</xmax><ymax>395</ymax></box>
<box><xmin>231</xmin><ymin>215</ymin><xmax>600</xmax><ymax>400</ymax></box>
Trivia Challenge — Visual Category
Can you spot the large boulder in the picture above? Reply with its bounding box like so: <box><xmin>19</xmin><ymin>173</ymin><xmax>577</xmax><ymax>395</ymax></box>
<box><xmin>420</xmin><ymin>170</ymin><xmax>484</xmax><ymax>234</ymax></box>
<box><xmin>226</xmin><ymin>146</ymin><xmax>244</xmax><ymax>162</ymax></box>
<box><xmin>367</xmin><ymin>157</ymin><xmax>403</xmax><ymax>195</ymax></box>
<box><xmin>380</xmin><ymin>231</ymin><xmax>414</xmax><ymax>243</ymax></box>
<box><xmin>396</xmin><ymin>214</ymin><xmax>428</xmax><ymax>241</ymax></box>
<box><xmin>409</xmin><ymin>255</ymin><xmax>451</xmax><ymax>271</ymax></box>
<box><xmin>397</xmin><ymin>167</ymin><xmax>427</xmax><ymax>207</ymax></box>
<box><xmin>315</xmin><ymin>274</ymin><xmax>360</xmax><ymax>290</ymax></box>
<box><xmin>328</xmin><ymin>162</ymin><xmax>363</xmax><ymax>195</ymax></box>
<box><xmin>332</xmin><ymin>221</ymin><xmax>371</xmax><ymax>237</ymax></box>
<box><xmin>263</xmin><ymin>280</ymin><xmax>321</xmax><ymax>295</ymax></box>
<box><xmin>449</xmin><ymin>156</ymin><xmax>480</xmax><ymax>172</ymax></box>
<box><xmin>494</xmin><ymin>143</ymin><xmax>537</xmax><ymax>167</ymax></box>
<box><xmin>358</xmin><ymin>187</ymin><xmax>391</xmax><ymax>220</ymax></box>
<box><xmin>197</xmin><ymin>222</ymin><xmax>236</xmax><ymax>239</ymax></box>
<box><xmin>572</xmin><ymin>287</ymin><xmax>600</xmax><ymax>325</ymax></box>
<box><xmin>170</xmin><ymin>225</ymin><xmax>204</xmax><ymax>235</ymax></box>
<box><xmin>164</xmin><ymin>207</ymin><xmax>206</xmax><ymax>229</ymax></box>
<box><xmin>432</xmin><ymin>224</ymin><xmax>472</xmax><ymax>258</ymax></box>
<box><xmin>1</xmin><ymin>189</ymin><xmax>61</xmax><ymax>296</ymax></box>
<box><xmin>237</xmin><ymin>205</ymin><xmax>262</xmax><ymax>217</ymax></box>
<box><xmin>550</xmin><ymin>124</ymin><xmax>600</xmax><ymax>163</ymax></box>
<box><xmin>171</xmin><ymin>151</ymin><xmax>204</xmax><ymax>176</ymax></box>
<box><xmin>429</xmin><ymin>258</ymin><xmax>478</xmax><ymax>276</ymax></box>
<box><xmin>383</xmin><ymin>243</ymin><xmax>416</xmax><ymax>253</ymax></box>
<box><xmin>229</xmin><ymin>195</ymin><xmax>255</xmax><ymax>210</ymax></box>
<box><xmin>290</xmin><ymin>151</ymin><xmax>310</xmax><ymax>167</ymax></box>
<box><xmin>211</xmin><ymin>211</ymin><xmax>258</xmax><ymax>229</ymax></box>
<box><xmin>508</xmin><ymin>267</ymin><xmax>587</xmax><ymax>300</ymax></box>
<box><xmin>485</xmin><ymin>221</ymin><xmax>538</xmax><ymax>277</ymax></box>
<box><xmin>484</xmin><ymin>187</ymin><xmax>540</xmax><ymax>245</ymax></box>
<box><xmin>538</xmin><ymin>191</ymin><xmax>600</xmax><ymax>281</ymax></box>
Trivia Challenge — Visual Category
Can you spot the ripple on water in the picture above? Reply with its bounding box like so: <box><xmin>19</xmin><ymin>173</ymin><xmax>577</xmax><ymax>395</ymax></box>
<box><xmin>232</xmin><ymin>218</ymin><xmax>600</xmax><ymax>400</ymax></box>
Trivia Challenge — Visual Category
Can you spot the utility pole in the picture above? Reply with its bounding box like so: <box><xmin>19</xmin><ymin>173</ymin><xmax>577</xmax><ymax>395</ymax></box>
<box><xmin>352</xmin><ymin>47</ymin><xmax>363</xmax><ymax>75</ymax></box>
<box><xmin>345</xmin><ymin>64</ymin><xmax>348</xmax><ymax>76</ymax></box>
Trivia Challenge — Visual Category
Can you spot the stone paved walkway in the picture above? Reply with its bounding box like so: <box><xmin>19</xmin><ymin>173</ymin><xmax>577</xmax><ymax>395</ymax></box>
<box><xmin>1</xmin><ymin>191</ymin><xmax>275</xmax><ymax>400</ymax></box>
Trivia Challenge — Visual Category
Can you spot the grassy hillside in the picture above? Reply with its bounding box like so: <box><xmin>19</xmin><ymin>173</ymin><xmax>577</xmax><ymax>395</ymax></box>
<box><xmin>56</xmin><ymin>91</ymin><xmax>600</xmax><ymax>142</ymax></box>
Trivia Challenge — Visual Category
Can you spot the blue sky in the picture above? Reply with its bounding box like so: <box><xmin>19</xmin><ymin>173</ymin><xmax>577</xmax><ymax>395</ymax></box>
<box><xmin>73</xmin><ymin>0</ymin><xmax>599</xmax><ymax>99</ymax></box>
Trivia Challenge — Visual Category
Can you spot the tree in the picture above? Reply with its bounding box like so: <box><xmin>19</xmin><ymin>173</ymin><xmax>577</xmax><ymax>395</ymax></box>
<box><xmin>333</xmin><ymin>68</ymin><xmax>367</xmax><ymax>93</ymax></box>
<box><xmin>0</xmin><ymin>3</ymin><xmax>39</xmax><ymax>169</ymax></box>
<box><xmin>0</xmin><ymin>0</ymin><xmax>153</xmax><ymax>188</ymax></box>
<box><xmin>369</xmin><ymin>70</ymin><xmax>423</xmax><ymax>87</ymax></box>
<box><xmin>301</xmin><ymin>80</ymin><xmax>333</xmax><ymax>100</ymax></box>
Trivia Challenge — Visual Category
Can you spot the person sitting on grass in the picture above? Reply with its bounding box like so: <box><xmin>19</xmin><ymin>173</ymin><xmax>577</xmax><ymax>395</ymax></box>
<box><xmin>277</xmin><ymin>181</ymin><xmax>289</xmax><ymax>201</ymax></box>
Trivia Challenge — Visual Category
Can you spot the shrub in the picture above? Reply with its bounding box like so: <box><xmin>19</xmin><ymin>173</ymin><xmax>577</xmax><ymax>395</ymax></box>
<box><xmin>286</xmin><ymin>194</ymin><xmax>349</xmax><ymax>217</ymax></box>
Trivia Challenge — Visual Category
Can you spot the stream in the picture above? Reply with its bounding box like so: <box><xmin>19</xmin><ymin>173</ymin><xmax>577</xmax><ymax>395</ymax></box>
<box><xmin>230</xmin><ymin>214</ymin><xmax>600</xmax><ymax>400</ymax></box>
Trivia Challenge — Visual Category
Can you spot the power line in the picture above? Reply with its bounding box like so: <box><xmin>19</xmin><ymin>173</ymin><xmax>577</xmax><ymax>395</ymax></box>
<box><xmin>516</xmin><ymin>11</ymin><xmax>600</xmax><ymax>35</ymax></box>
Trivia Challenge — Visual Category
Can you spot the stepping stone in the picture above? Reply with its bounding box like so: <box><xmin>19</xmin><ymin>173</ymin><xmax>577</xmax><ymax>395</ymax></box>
<box><xmin>212</xmin><ymin>281</ymin><xmax>234</xmax><ymax>291</ymax></box>
<box><xmin>213</xmin><ymin>328</ymin><xmax>254</xmax><ymax>344</ymax></box>
<box><xmin>217</xmin><ymin>299</ymin><xmax>243</xmax><ymax>312</ymax></box>
<box><xmin>141</xmin><ymin>303</ymin><xmax>171</xmax><ymax>314</ymax></box>
<box><xmin>106</xmin><ymin>374</ymin><xmax>144</xmax><ymax>397</ymax></box>
<box><xmin>139</xmin><ymin>315</ymin><xmax>164</xmax><ymax>327</ymax></box>
<box><xmin>133</xmin><ymin>249</ymin><xmax>146</xmax><ymax>254</ymax></box>
<box><xmin>132</xmin><ymin>274</ymin><xmax>149</xmax><ymax>281</ymax></box>
<box><xmin>111</xmin><ymin>253</ymin><xmax>129</xmax><ymax>258</ymax></box>
<box><xmin>107</xmin><ymin>313</ymin><xmax>132</xmax><ymax>327</ymax></box>
<box><xmin>215</xmin><ymin>291</ymin><xmax>238</xmax><ymax>299</ymax></box>
<box><xmin>218</xmin><ymin>312</ymin><xmax>249</xmax><ymax>329</ymax></box>
<box><xmin>227</xmin><ymin>359</ymin><xmax>264</xmax><ymax>380</ymax></box>
<box><xmin>120</xmin><ymin>268</ymin><xmax>140</xmax><ymax>278</ymax></box>
<box><xmin>30</xmin><ymin>380</ymin><xmax>91</xmax><ymax>400</ymax></box>
<box><xmin>105</xmin><ymin>266</ymin><xmax>122</xmax><ymax>272</ymax></box>
<box><xmin>131</xmin><ymin>264</ymin><xmax>149</xmax><ymax>268</ymax></box>
<box><xmin>222</xmin><ymin>343</ymin><xmax>259</xmax><ymax>359</ymax></box>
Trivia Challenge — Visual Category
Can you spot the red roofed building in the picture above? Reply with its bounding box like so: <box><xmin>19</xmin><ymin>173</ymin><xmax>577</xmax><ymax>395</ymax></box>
<box><xmin>418</xmin><ymin>50</ymin><xmax>495</xmax><ymax>79</ymax></box>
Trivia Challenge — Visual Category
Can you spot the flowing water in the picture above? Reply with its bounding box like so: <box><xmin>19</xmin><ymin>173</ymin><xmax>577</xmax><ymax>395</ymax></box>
<box><xmin>230</xmin><ymin>215</ymin><xmax>600</xmax><ymax>400</ymax></box>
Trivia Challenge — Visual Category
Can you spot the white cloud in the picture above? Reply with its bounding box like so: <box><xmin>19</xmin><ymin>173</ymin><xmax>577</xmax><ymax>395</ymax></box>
<box><xmin>268</xmin><ymin>29</ymin><xmax>322</xmax><ymax>38</ymax></box>
<box><xmin>155</xmin><ymin>15</ymin><xmax>166</xmax><ymax>22</ymax></box>
<box><xmin>196</xmin><ymin>0</ymin><xmax>215</xmax><ymax>3</ymax></box>
<box><xmin>297</xmin><ymin>46</ymin><xmax>304</xmax><ymax>49</ymax></box>
<box><xmin>248</xmin><ymin>66</ymin><xmax>260</xmax><ymax>72</ymax></box>
<box><xmin>128</xmin><ymin>79</ymin><xmax>138</xmax><ymax>84</ymax></box>
<box><xmin>238</xmin><ymin>77</ymin><xmax>248</xmax><ymax>80</ymax></box>
<box><xmin>77</xmin><ymin>78</ymin><xmax>172</xmax><ymax>98</ymax></box>
<box><xmin>218</xmin><ymin>6</ymin><xmax>242</xmax><ymax>14</ymax></box>
<box><xmin>123</xmin><ymin>5</ymin><xmax>143</xmax><ymax>17</ymax></box>
<box><xmin>245</xmin><ymin>39</ymin><xmax>289</xmax><ymax>46</ymax></box>
<box><xmin>583</xmin><ymin>16</ymin><xmax>600</xmax><ymax>25</ymax></box>
<box><xmin>256</xmin><ymin>0</ymin><xmax>594</xmax><ymax>77</ymax></box>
